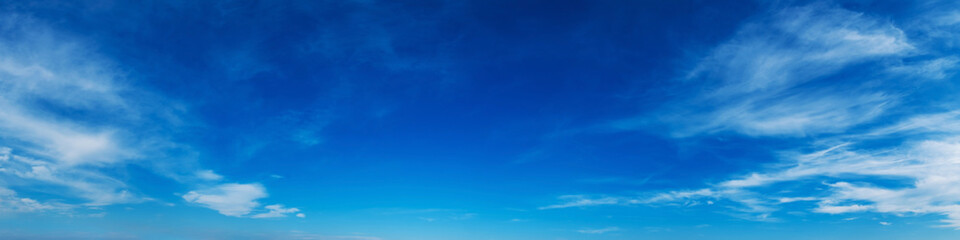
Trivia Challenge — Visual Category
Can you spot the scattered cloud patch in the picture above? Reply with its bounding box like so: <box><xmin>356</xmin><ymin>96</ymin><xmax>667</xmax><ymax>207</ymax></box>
<box><xmin>251</xmin><ymin>204</ymin><xmax>302</xmax><ymax>219</ymax></box>
<box><xmin>195</xmin><ymin>170</ymin><xmax>224</xmax><ymax>181</ymax></box>
<box><xmin>888</xmin><ymin>57</ymin><xmax>959</xmax><ymax>80</ymax></box>
<box><xmin>0</xmin><ymin>187</ymin><xmax>69</xmax><ymax>213</ymax></box>
<box><xmin>561</xmin><ymin>128</ymin><xmax>960</xmax><ymax>226</ymax></box>
<box><xmin>183</xmin><ymin>183</ymin><xmax>267</xmax><ymax>217</ymax></box>
<box><xmin>0</xmin><ymin>147</ymin><xmax>138</xmax><ymax>205</ymax></box>
<box><xmin>541</xmin><ymin>190</ymin><xmax>718</xmax><ymax>210</ymax></box>
<box><xmin>539</xmin><ymin>195</ymin><xmax>620</xmax><ymax>210</ymax></box>
<box><xmin>815</xmin><ymin>204</ymin><xmax>874</xmax><ymax>214</ymax></box>
<box><xmin>577</xmin><ymin>227</ymin><xmax>620</xmax><ymax>234</ymax></box>
<box><xmin>182</xmin><ymin>183</ymin><xmax>302</xmax><ymax>218</ymax></box>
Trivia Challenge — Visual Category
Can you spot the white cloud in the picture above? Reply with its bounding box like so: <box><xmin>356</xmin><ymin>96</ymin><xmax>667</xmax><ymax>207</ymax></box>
<box><xmin>865</xmin><ymin>110</ymin><xmax>960</xmax><ymax>136</ymax></box>
<box><xmin>538</xmin><ymin>195</ymin><xmax>621</xmax><ymax>210</ymax></box>
<box><xmin>550</xmin><ymin>3</ymin><xmax>960</xmax><ymax>228</ymax></box>
<box><xmin>589</xmin><ymin>127</ymin><xmax>960</xmax><ymax>227</ymax></box>
<box><xmin>0</xmin><ymin>45</ymin><xmax>133</xmax><ymax>166</ymax></box>
<box><xmin>690</xmin><ymin>4</ymin><xmax>912</xmax><ymax>95</ymax></box>
<box><xmin>648</xmin><ymin>4</ymin><xmax>914</xmax><ymax>137</ymax></box>
<box><xmin>195</xmin><ymin>170</ymin><xmax>224</xmax><ymax>181</ymax></box>
<box><xmin>0</xmin><ymin>14</ymin><xmax>152</xmax><ymax>208</ymax></box>
<box><xmin>183</xmin><ymin>183</ymin><xmax>268</xmax><ymax>217</ymax></box>
<box><xmin>250</xmin><ymin>204</ymin><xmax>302</xmax><ymax>218</ymax></box>
<box><xmin>888</xmin><ymin>57</ymin><xmax>959</xmax><ymax>80</ymax></box>
<box><xmin>0</xmin><ymin>14</ymin><xmax>302</xmax><ymax>217</ymax></box>
<box><xmin>540</xmin><ymin>189</ymin><xmax>725</xmax><ymax>211</ymax></box>
<box><xmin>815</xmin><ymin>204</ymin><xmax>874</xmax><ymax>214</ymax></box>
<box><xmin>701</xmin><ymin>92</ymin><xmax>892</xmax><ymax>137</ymax></box>
<box><xmin>937</xmin><ymin>11</ymin><xmax>960</xmax><ymax>26</ymax></box>
<box><xmin>182</xmin><ymin>183</ymin><xmax>302</xmax><ymax>218</ymax></box>
<box><xmin>642</xmin><ymin>189</ymin><xmax>717</xmax><ymax>203</ymax></box>
<box><xmin>778</xmin><ymin>197</ymin><xmax>818</xmax><ymax>203</ymax></box>
<box><xmin>577</xmin><ymin>227</ymin><xmax>620</xmax><ymax>234</ymax></box>
<box><xmin>0</xmin><ymin>187</ymin><xmax>70</xmax><ymax>213</ymax></box>
<box><xmin>0</xmin><ymin>147</ymin><xmax>137</xmax><ymax>205</ymax></box>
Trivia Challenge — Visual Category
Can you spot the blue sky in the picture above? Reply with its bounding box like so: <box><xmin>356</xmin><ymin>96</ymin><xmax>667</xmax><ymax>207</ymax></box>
<box><xmin>1</xmin><ymin>0</ymin><xmax>959</xmax><ymax>239</ymax></box>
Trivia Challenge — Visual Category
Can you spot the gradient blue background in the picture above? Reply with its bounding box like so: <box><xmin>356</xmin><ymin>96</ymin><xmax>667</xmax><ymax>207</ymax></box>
<box><xmin>1</xmin><ymin>0</ymin><xmax>959</xmax><ymax>239</ymax></box>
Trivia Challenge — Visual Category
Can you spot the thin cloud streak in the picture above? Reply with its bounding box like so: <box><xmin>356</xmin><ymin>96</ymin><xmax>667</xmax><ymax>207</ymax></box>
<box><xmin>0</xmin><ymin>14</ymin><xmax>300</xmax><ymax>217</ymax></box>
<box><xmin>545</xmin><ymin>2</ymin><xmax>960</xmax><ymax>228</ymax></box>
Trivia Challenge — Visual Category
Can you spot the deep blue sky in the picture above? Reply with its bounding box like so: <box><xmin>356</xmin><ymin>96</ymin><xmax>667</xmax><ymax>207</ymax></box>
<box><xmin>1</xmin><ymin>0</ymin><xmax>960</xmax><ymax>239</ymax></box>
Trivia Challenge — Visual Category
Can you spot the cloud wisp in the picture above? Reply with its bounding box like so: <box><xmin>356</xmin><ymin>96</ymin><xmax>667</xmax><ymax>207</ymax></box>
<box><xmin>577</xmin><ymin>227</ymin><xmax>620</xmax><ymax>234</ymax></box>
<box><xmin>642</xmin><ymin>4</ymin><xmax>914</xmax><ymax>137</ymax></box>
<box><xmin>547</xmin><ymin>2</ymin><xmax>960</xmax><ymax>228</ymax></box>
<box><xmin>0</xmin><ymin>14</ymin><xmax>299</xmax><ymax>218</ymax></box>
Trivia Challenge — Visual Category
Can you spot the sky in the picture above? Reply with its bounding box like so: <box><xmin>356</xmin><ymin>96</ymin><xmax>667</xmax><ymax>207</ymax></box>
<box><xmin>0</xmin><ymin>0</ymin><xmax>959</xmax><ymax>239</ymax></box>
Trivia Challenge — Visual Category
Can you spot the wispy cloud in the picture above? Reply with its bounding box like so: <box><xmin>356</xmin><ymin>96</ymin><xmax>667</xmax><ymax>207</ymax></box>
<box><xmin>0</xmin><ymin>186</ymin><xmax>69</xmax><ymax>213</ymax></box>
<box><xmin>0</xmin><ymin>17</ymin><xmax>137</xmax><ymax>167</ymax></box>
<box><xmin>577</xmin><ymin>227</ymin><xmax>620</xmax><ymax>234</ymax></box>
<box><xmin>539</xmin><ymin>195</ymin><xmax>621</xmax><ymax>210</ymax></box>
<box><xmin>620</xmin><ymin>3</ymin><xmax>915</xmax><ymax>137</ymax></box>
<box><xmin>888</xmin><ymin>56</ymin><xmax>959</xmax><ymax>80</ymax></box>
<box><xmin>561</xmin><ymin>114</ymin><xmax>960</xmax><ymax>226</ymax></box>
<box><xmin>0</xmin><ymin>148</ymin><xmax>137</xmax><ymax>205</ymax></box>
<box><xmin>0</xmin><ymin>14</ymin><xmax>166</xmax><ymax>207</ymax></box>
<box><xmin>548</xmin><ymin>1</ymin><xmax>960</xmax><ymax>228</ymax></box>
<box><xmin>195</xmin><ymin>170</ymin><xmax>225</xmax><ymax>181</ymax></box>
<box><xmin>251</xmin><ymin>204</ymin><xmax>303</xmax><ymax>219</ymax></box>
<box><xmin>0</xmin><ymin>14</ymin><xmax>300</xmax><ymax>217</ymax></box>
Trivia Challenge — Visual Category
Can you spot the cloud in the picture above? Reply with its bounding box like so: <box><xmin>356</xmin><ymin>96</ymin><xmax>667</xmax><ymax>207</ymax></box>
<box><xmin>0</xmin><ymin>147</ymin><xmax>138</xmax><ymax>205</ymax></box>
<box><xmin>0</xmin><ymin>16</ymin><xmax>136</xmax><ymax>166</ymax></box>
<box><xmin>777</xmin><ymin>197</ymin><xmax>818</xmax><ymax>203</ymax></box>
<box><xmin>865</xmin><ymin>110</ymin><xmax>960</xmax><ymax>136</ymax></box>
<box><xmin>183</xmin><ymin>183</ymin><xmax>268</xmax><ymax>217</ymax></box>
<box><xmin>689</xmin><ymin>4</ymin><xmax>911</xmax><ymax>95</ymax></box>
<box><xmin>888</xmin><ymin>57</ymin><xmax>959</xmax><ymax>80</ymax></box>
<box><xmin>548</xmin><ymin>2</ymin><xmax>960</xmax><ymax>228</ymax></box>
<box><xmin>540</xmin><ymin>190</ymin><xmax>719</xmax><ymax>210</ymax></box>
<box><xmin>0</xmin><ymin>187</ymin><xmax>70</xmax><ymax>213</ymax></box>
<box><xmin>631</xmin><ymin>3</ymin><xmax>914</xmax><ymax>137</ymax></box>
<box><xmin>183</xmin><ymin>183</ymin><xmax>302</xmax><ymax>218</ymax></box>
<box><xmin>577</xmin><ymin>227</ymin><xmax>620</xmax><ymax>234</ymax></box>
<box><xmin>0</xmin><ymin>14</ymin><xmax>163</xmax><ymax>208</ymax></box>
<box><xmin>195</xmin><ymin>170</ymin><xmax>224</xmax><ymax>181</ymax></box>
<box><xmin>0</xmin><ymin>13</ymin><xmax>302</xmax><ymax>217</ymax></box>
<box><xmin>814</xmin><ymin>204</ymin><xmax>874</xmax><ymax>214</ymax></box>
<box><xmin>573</xmin><ymin>122</ymin><xmax>960</xmax><ymax>226</ymax></box>
<box><xmin>538</xmin><ymin>195</ymin><xmax>620</xmax><ymax>210</ymax></box>
<box><xmin>250</xmin><ymin>204</ymin><xmax>302</xmax><ymax>219</ymax></box>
